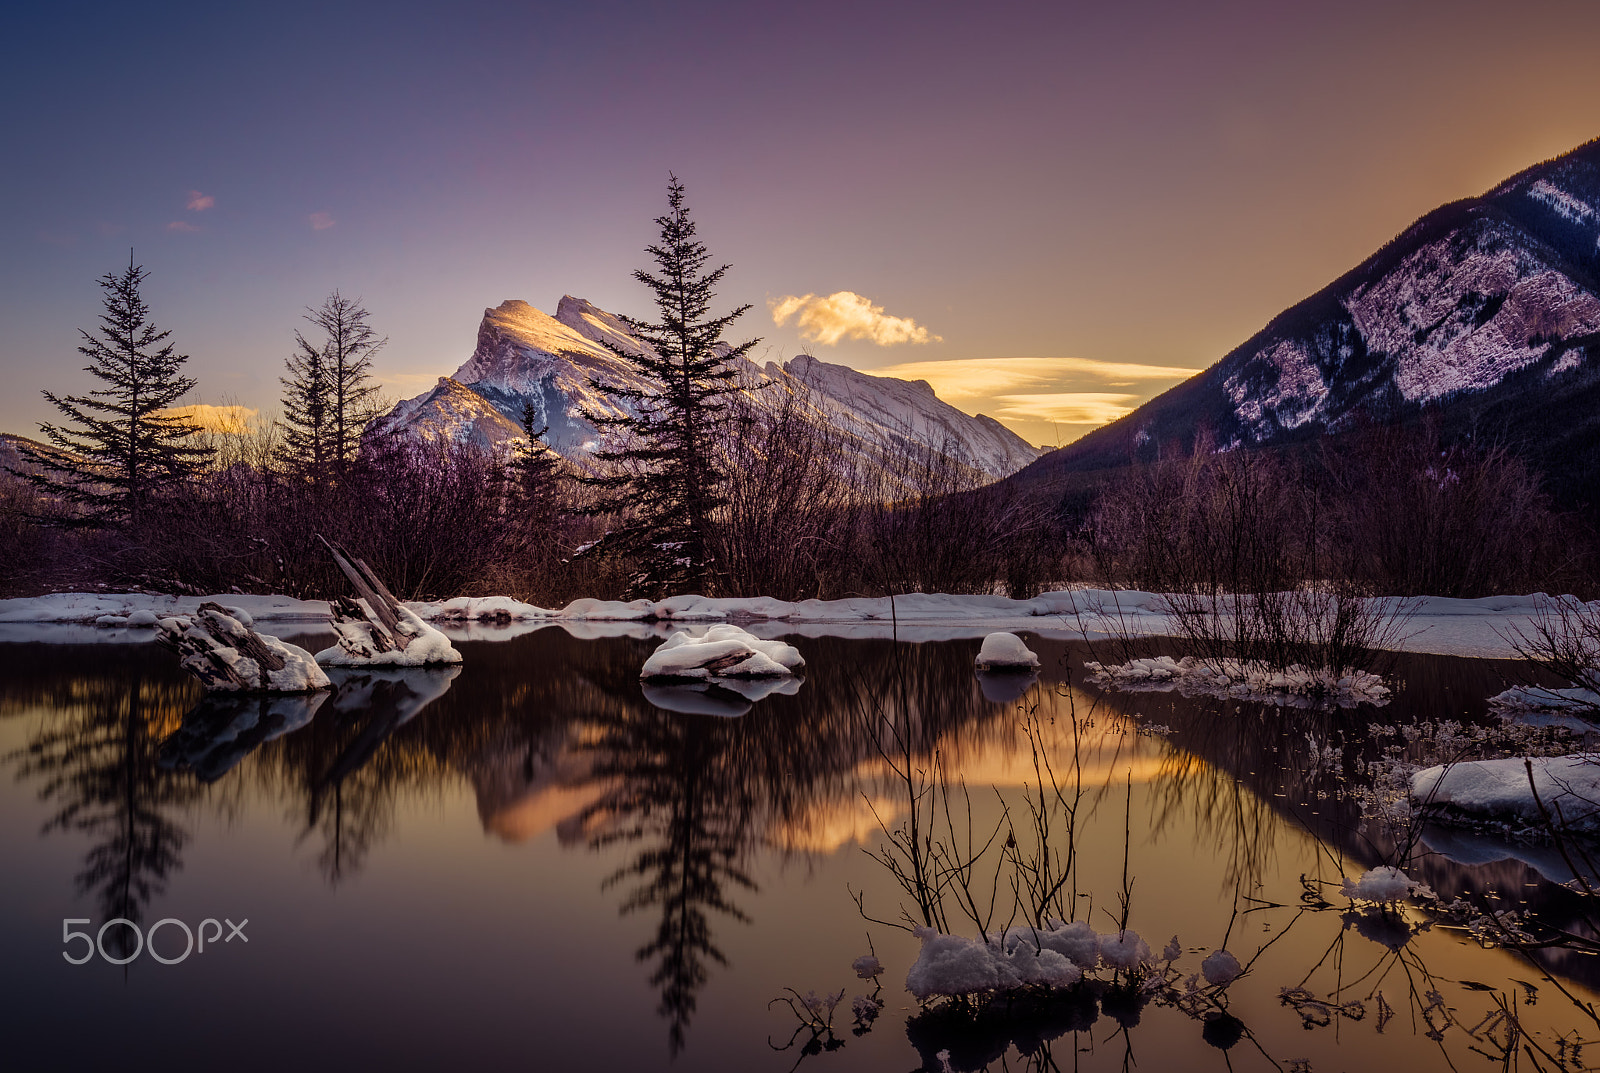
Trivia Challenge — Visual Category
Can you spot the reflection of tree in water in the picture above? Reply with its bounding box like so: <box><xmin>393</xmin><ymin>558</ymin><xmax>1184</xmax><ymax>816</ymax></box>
<box><xmin>4</xmin><ymin>657</ymin><xmax>199</xmax><ymax>957</ymax></box>
<box><xmin>587</xmin><ymin>709</ymin><xmax>757</xmax><ymax>1057</ymax></box>
<box><xmin>566</xmin><ymin>632</ymin><xmax>1019</xmax><ymax>1057</ymax></box>
<box><xmin>255</xmin><ymin>668</ymin><xmax>458</xmax><ymax>885</ymax></box>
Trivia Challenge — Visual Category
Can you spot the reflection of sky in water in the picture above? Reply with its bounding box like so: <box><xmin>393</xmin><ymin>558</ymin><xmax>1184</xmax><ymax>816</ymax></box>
<box><xmin>0</xmin><ymin>632</ymin><xmax>1596</xmax><ymax>1071</ymax></box>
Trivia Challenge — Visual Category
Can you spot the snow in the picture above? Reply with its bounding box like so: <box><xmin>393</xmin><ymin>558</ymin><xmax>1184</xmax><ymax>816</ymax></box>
<box><xmin>852</xmin><ymin>954</ymin><xmax>884</xmax><ymax>980</ymax></box>
<box><xmin>905</xmin><ymin>921</ymin><xmax>1160</xmax><ymax>1001</ymax></box>
<box><xmin>1097</xmin><ymin>928</ymin><xmax>1152</xmax><ymax>971</ymax></box>
<box><xmin>316</xmin><ymin>606</ymin><xmax>463</xmax><ymax>667</ymax></box>
<box><xmin>974</xmin><ymin>632</ymin><xmax>1040</xmax><ymax>670</ymax></box>
<box><xmin>1201</xmin><ymin>950</ymin><xmax>1242</xmax><ymax>986</ymax></box>
<box><xmin>1339</xmin><ymin>865</ymin><xmax>1427</xmax><ymax>903</ymax></box>
<box><xmin>1</xmin><ymin>588</ymin><xmax>1593</xmax><ymax>658</ymax></box>
<box><xmin>1488</xmin><ymin>684</ymin><xmax>1600</xmax><ymax>715</ymax></box>
<box><xmin>1086</xmin><ymin>655</ymin><xmax>1390</xmax><ymax>705</ymax></box>
<box><xmin>639</xmin><ymin>624</ymin><xmax>804</xmax><ymax>681</ymax></box>
<box><xmin>1411</xmin><ymin>754</ymin><xmax>1600</xmax><ymax>830</ymax></box>
<box><xmin>165</xmin><ymin>610</ymin><xmax>331</xmax><ymax>693</ymax></box>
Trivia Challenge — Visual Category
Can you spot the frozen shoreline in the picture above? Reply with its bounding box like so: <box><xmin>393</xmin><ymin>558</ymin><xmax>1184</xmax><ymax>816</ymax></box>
<box><xmin>0</xmin><ymin>588</ymin><xmax>1573</xmax><ymax>657</ymax></box>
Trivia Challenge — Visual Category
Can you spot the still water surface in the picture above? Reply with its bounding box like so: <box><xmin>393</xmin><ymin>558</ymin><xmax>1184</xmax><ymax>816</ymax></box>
<box><xmin>1</xmin><ymin>628</ymin><xmax>1596</xmax><ymax>1071</ymax></box>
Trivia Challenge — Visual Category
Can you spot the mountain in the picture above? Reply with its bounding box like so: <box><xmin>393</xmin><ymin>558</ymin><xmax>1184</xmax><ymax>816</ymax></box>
<box><xmin>373</xmin><ymin>296</ymin><xmax>1040</xmax><ymax>479</ymax></box>
<box><xmin>1014</xmin><ymin>138</ymin><xmax>1600</xmax><ymax>505</ymax></box>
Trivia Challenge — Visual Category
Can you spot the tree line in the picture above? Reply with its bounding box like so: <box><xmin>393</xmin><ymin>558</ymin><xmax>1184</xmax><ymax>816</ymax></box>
<box><xmin>3</xmin><ymin>183</ymin><xmax>1595</xmax><ymax>603</ymax></box>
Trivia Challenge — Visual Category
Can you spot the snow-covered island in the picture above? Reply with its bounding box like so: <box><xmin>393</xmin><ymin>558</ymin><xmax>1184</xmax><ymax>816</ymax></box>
<box><xmin>639</xmin><ymin>624</ymin><xmax>804</xmax><ymax>681</ymax></box>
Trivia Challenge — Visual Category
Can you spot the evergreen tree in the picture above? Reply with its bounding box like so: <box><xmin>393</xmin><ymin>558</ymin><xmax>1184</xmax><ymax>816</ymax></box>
<box><xmin>280</xmin><ymin>291</ymin><xmax>385</xmax><ymax>480</ymax></box>
<box><xmin>276</xmin><ymin>328</ymin><xmax>332</xmax><ymax>480</ymax></box>
<box><xmin>16</xmin><ymin>254</ymin><xmax>209</xmax><ymax>526</ymax></box>
<box><xmin>584</xmin><ymin>176</ymin><xmax>757</xmax><ymax>596</ymax></box>
<box><xmin>511</xmin><ymin>401</ymin><xmax>563</xmax><ymax>524</ymax></box>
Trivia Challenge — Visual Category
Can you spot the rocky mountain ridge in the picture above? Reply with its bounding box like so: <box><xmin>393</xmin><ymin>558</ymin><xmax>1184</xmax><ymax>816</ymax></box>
<box><xmin>1015</xmin><ymin>138</ymin><xmax>1600</xmax><ymax>505</ymax></box>
<box><xmin>374</xmin><ymin>297</ymin><xmax>1040</xmax><ymax>479</ymax></box>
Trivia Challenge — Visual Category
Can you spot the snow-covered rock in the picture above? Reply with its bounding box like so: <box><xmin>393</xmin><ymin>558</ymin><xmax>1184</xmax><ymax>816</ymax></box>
<box><xmin>639</xmin><ymin>624</ymin><xmax>804</xmax><ymax>681</ymax></box>
<box><xmin>1339</xmin><ymin>865</ymin><xmax>1428</xmax><ymax>903</ymax></box>
<box><xmin>1411</xmin><ymin>754</ymin><xmax>1600</xmax><ymax>830</ymax></box>
<box><xmin>162</xmin><ymin>608</ymin><xmax>331</xmax><ymax>693</ymax></box>
<box><xmin>974</xmin><ymin>631</ymin><xmax>1040</xmax><ymax>670</ymax></box>
<box><xmin>316</xmin><ymin>606</ymin><xmax>463</xmax><ymax>667</ymax></box>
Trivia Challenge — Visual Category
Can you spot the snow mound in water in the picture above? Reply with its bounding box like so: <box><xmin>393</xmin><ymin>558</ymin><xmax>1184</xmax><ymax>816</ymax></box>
<box><xmin>1086</xmin><ymin>655</ymin><xmax>1389</xmax><ymax>705</ymax></box>
<box><xmin>640</xmin><ymin>624</ymin><xmax>804</xmax><ymax>681</ymax></box>
<box><xmin>166</xmin><ymin>610</ymin><xmax>330</xmax><ymax>693</ymax></box>
<box><xmin>316</xmin><ymin>606</ymin><xmax>463</xmax><ymax>667</ymax></box>
<box><xmin>975</xmin><ymin>631</ymin><xmax>1040</xmax><ymax>670</ymax></box>
<box><xmin>1411</xmin><ymin>754</ymin><xmax>1600</xmax><ymax>830</ymax></box>
<box><xmin>1340</xmin><ymin>865</ymin><xmax>1428</xmax><ymax>903</ymax></box>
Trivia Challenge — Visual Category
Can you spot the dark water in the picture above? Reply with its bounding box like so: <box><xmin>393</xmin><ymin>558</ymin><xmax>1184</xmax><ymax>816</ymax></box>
<box><xmin>1</xmin><ymin>629</ymin><xmax>1596</xmax><ymax>1071</ymax></box>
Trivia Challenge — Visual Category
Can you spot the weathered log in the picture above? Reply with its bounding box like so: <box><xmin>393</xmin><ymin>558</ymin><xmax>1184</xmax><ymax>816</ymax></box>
<box><xmin>318</xmin><ymin>534</ymin><xmax>417</xmax><ymax>646</ymax></box>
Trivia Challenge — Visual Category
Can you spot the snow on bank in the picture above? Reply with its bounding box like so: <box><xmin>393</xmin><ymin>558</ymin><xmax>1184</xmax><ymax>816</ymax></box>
<box><xmin>975</xmin><ymin>632</ymin><xmax>1039</xmax><ymax>671</ymax></box>
<box><xmin>1085</xmin><ymin>655</ymin><xmax>1390</xmax><ymax>706</ymax></box>
<box><xmin>1489</xmin><ymin>684</ymin><xmax>1600</xmax><ymax>715</ymax></box>
<box><xmin>639</xmin><ymin>624</ymin><xmax>804</xmax><ymax>681</ymax></box>
<box><xmin>316</xmin><ymin>605</ymin><xmax>462</xmax><ymax>667</ymax></box>
<box><xmin>1</xmin><ymin>588</ymin><xmax>1591</xmax><ymax>658</ymax></box>
<box><xmin>1411</xmin><ymin>755</ymin><xmax>1600</xmax><ymax>831</ymax></box>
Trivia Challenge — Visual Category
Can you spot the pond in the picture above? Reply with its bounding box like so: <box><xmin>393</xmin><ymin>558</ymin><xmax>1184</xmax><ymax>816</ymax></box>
<box><xmin>1</xmin><ymin>627</ymin><xmax>1596</xmax><ymax>1071</ymax></box>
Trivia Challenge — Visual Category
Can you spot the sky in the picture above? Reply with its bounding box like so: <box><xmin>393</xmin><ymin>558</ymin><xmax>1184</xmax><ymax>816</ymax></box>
<box><xmin>4</xmin><ymin>0</ymin><xmax>1600</xmax><ymax>449</ymax></box>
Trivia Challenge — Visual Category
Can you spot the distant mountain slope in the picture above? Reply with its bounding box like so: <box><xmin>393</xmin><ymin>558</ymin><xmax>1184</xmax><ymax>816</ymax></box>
<box><xmin>1014</xmin><ymin>138</ymin><xmax>1600</xmax><ymax>504</ymax></box>
<box><xmin>373</xmin><ymin>297</ymin><xmax>1040</xmax><ymax>479</ymax></box>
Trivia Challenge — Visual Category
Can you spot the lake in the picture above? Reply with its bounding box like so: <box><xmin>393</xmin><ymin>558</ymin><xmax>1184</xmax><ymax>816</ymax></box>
<box><xmin>2</xmin><ymin>627</ymin><xmax>1596</xmax><ymax>1071</ymax></box>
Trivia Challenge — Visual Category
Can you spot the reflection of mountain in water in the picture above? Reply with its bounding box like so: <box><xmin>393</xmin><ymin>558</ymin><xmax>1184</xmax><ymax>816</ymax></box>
<box><xmin>6</xmin><ymin>631</ymin><xmax>1599</xmax><ymax>1052</ymax></box>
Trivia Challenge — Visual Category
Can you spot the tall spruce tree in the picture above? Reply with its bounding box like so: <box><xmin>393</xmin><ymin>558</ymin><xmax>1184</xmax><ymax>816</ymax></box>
<box><xmin>276</xmin><ymin>329</ymin><xmax>332</xmax><ymax>480</ymax></box>
<box><xmin>277</xmin><ymin>291</ymin><xmax>385</xmax><ymax>480</ymax></box>
<box><xmin>585</xmin><ymin>176</ymin><xmax>757</xmax><ymax>597</ymax></box>
<box><xmin>17</xmin><ymin>254</ymin><xmax>209</xmax><ymax>526</ymax></box>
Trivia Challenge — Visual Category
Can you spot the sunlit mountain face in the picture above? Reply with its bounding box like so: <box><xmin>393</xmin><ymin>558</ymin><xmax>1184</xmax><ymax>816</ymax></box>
<box><xmin>1019</xmin><ymin>140</ymin><xmax>1600</xmax><ymax>506</ymax></box>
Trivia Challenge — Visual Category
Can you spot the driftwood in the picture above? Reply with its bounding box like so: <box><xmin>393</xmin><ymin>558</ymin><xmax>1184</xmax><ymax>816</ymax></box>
<box><xmin>318</xmin><ymin>535</ymin><xmax>457</xmax><ymax>664</ymax></box>
<box><xmin>156</xmin><ymin>602</ymin><xmax>330</xmax><ymax>693</ymax></box>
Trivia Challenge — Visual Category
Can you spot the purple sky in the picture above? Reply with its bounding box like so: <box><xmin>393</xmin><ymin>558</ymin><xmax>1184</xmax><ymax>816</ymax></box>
<box><xmin>5</xmin><ymin>0</ymin><xmax>1600</xmax><ymax>447</ymax></box>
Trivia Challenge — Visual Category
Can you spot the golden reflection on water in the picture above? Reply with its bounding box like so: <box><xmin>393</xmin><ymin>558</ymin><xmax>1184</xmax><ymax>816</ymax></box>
<box><xmin>4</xmin><ymin>633</ymin><xmax>1600</xmax><ymax>1071</ymax></box>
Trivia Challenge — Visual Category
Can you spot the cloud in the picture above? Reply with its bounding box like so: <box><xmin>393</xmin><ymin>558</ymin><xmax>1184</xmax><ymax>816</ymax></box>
<box><xmin>166</xmin><ymin>220</ymin><xmax>201</xmax><ymax>233</ymax></box>
<box><xmin>771</xmin><ymin>291</ymin><xmax>940</xmax><ymax>346</ymax></box>
<box><xmin>161</xmin><ymin>404</ymin><xmax>259</xmax><ymax>434</ymax></box>
<box><xmin>993</xmin><ymin>393</ymin><xmax>1141</xmax><ymax>425</ymax></box>
<box><xmin>308</xmin><ymin>212</ymin><xmax>336</xmax><ymax>231</ymax></box>
<box><xmin>872</xmin><ymin>356</ymin><xmax>1201</xmax><ymax>400</ymax></box>
<box><xmin>186</xmin><ymin>190</ymin><xmax>215</xmax><ymax>211</ymax></box>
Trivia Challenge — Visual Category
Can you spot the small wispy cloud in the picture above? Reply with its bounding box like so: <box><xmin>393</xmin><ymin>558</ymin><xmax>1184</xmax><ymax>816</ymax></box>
<box><xmin>872</xmin><ymin>356</ymin><xmax>1201</xmax><ymax>400</ymax></box>
<box><xmin>771</xmin><ymin>291</ymin><xmax>940</xmax><ymax>346</ymax></box>
<box><xmin>994</xmin><ymin>393</ymin><xmax>1141</xmax><ymax>425</ymax></box>
<box><xmin>167</xmin><ymin>220</ymin><xmax>201</xmax><ymax>233</ymax></box>
<box><xmin>186</xmin><ymin>190</ymin><xmax>215</xmax><ymax>212</ymax></box>
<box><xmin>161</xmin><ymin>404</ymin><xmax>259</xmax><ymax>434</ymax></box>
<box><xmin>308</xmin><ymin>212</ymin><xmax>336</xmax><ymax>231</ymax></box>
